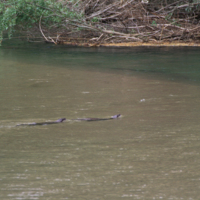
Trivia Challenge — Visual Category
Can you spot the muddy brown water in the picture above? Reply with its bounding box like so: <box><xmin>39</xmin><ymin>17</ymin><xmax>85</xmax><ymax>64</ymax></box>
<box><xmin>0</xmin><ymin>41</ymin><xmax>200</xmax><ymax>199</ymax></box>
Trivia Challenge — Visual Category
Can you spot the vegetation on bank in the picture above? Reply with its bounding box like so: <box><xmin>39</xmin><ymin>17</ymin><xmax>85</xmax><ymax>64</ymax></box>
<box><xmin>1</xmin><ymin>0</ymin><xmax>200</xmax><ymax>45</ymax></box>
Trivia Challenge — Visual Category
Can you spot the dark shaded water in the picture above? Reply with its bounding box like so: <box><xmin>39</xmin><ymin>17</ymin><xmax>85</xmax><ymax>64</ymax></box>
<box><xmin>0</xmin><ymin>40</ymin><xmax>200</xmax><ymax>199</ymax></box>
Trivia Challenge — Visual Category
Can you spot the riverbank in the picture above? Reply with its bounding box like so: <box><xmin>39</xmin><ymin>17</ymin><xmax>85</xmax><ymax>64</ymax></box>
<box><xmin>102</xmin><ymin>41</ymin><xmax>200</xmax><ymax>47</ymax></box>
<box><xmin>60</xmin><ymin>40</ymin><xmax>200</xmax><ymax>47</ymax></box>
<box><xmin>1</xmin><ymin>0</ymin><xmax>200</xmax><ymax>46</ymax></box>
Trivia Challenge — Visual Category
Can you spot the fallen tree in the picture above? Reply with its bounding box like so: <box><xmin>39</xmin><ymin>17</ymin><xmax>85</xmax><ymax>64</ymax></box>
<box><xmin>1</xmin><ymin>0</ymin><xmax>200</xmax><ymax>45</ymax></box>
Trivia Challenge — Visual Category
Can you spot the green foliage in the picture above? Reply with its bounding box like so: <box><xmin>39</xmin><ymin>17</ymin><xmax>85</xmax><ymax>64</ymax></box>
<box><xmin>165</xmin><ymin>13</ymin><xmax>173</xmax><ymax>20</ymax></box>
<box><xmin>0</xmin><ymin>0</ymin><xmax>82</xmax><ymax>42</ymax></box>
<box><xmin>91</xmin><ymin>17</ymin><xmax>99</xmax><ymax>23</ymax></box>
<box><xmin>151</xmin><ymin>20</ymin><xmax>157</xmax><ymax>26</ymax></box>
<box><xmin>171</xmin><ymin>19</ymin><xmax>180</xmax><ymax>27</ymax></box>
<box><xmin>185</xmin><ymin>6</ymin><xmax>192</xmax><ymax>13</ymax></box>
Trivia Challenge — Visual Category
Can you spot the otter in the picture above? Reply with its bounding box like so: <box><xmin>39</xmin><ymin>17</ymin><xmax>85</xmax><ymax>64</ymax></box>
<box><xmin>76</xmin><ymin>114</ymin><xmax>121</xmax><ymax>121</ymax></box>
<box><xmin>16</xmin><ymin>118</ymin><xmax>66</xmax><ymax>126</ymax></box>
<box><xmin>16</xmin><ymin>114</ymin><xmax>121</xmax><ymax>126</ymax></box>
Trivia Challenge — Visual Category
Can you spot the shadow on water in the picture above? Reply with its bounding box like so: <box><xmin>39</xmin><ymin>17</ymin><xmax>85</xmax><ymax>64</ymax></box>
<box><xmin>0</xmin><ymin>40</ymin><xmax>200</xmax><ymax>199</ymax></box>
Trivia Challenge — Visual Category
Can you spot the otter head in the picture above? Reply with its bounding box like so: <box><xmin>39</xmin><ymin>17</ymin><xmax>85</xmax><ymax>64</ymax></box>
<box><xmin>112</xmin><ymin>114</ymin><xmax>121</xmax><ymax>119</ymax></box>
<box><xmin>56</xmin><ymin>118</ymin><xmax>66</xmax><ymax>123</ymax></box>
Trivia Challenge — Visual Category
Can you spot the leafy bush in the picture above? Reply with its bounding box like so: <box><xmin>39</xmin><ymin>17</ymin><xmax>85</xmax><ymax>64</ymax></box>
<box><xmin>0</xmin><ymin>0</ymin><xmax>81</xmax><ymax>42</ymax></box>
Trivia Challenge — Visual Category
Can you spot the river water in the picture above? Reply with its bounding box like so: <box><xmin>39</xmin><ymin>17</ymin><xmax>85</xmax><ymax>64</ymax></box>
<box><xmin>0</xmin><ymin>40</ymin><xmax>200</xmax><ymax>199</ymax></box>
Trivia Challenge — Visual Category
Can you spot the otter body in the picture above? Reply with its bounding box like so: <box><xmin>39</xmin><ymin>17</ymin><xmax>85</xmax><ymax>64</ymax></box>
<box><xmin>16</xmin><ymin>118</ymin><xmax>66</xmax><ymax>126</ymax></box>
<box><xmin>76</xmin><ymin>114</ymin><xmax>121</xmax><ymax>121</ymax></box>
<box><xmin>16</xmin><ymin>114</ymin><xmax>121</xmax><ymax>126</ymax></box>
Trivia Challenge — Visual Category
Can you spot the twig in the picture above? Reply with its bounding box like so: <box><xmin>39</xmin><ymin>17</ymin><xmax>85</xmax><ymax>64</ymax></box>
<box><xmin>118</xmin><ymin>0</ymin><xmax>136</xmax><ymax>9</ymax></box>
<box><xmin>155</xmin><ymin>0</ymin><xmax>185</xmax><ymax>13</ymax></box>
<box><xmin>86</xmin><ymin>2</ymin><xmax>117</xmax><ymax>19</ymax></box>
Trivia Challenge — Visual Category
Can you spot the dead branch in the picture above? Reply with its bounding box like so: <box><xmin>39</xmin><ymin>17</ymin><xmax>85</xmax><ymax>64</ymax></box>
<box><xmin>39</xmin><ymin>16</ymin><xmax>51</xmax><ymax>43</ymax></box>
<box><xmin>155</xmin><ymin>0</ymin><xmax>186</xmax><ymax>13</ymax></box>
<box><xmin>32</xmin><ymin>0</ymin><xmax>200</xmax><ymax>45</ymax></box>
